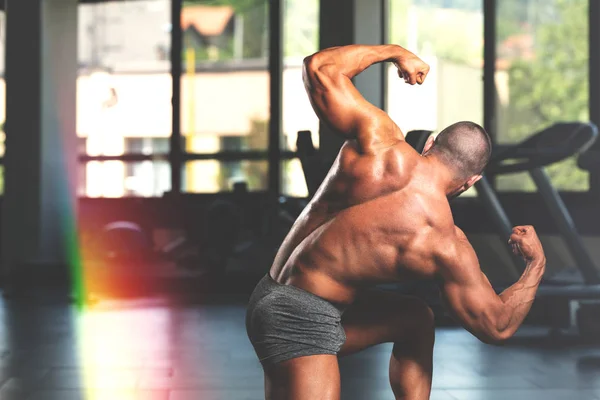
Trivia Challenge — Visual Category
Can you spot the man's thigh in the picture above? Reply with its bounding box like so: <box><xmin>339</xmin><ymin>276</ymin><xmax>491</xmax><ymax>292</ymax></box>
<box><xmin>339</xmin><ymin>289</ymin><xmax>434</xmax><ymax>357</ymax></box>
<box><xmin>264</xmin><ymin>354</ymin><xmax>341</xmax><ymax>400</ymax></box>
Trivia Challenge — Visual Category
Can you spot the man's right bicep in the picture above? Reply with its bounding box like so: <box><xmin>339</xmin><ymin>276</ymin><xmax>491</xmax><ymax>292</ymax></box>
<box><xmin>438</xmin><ymin>242</ymin><xmax>505</xmax><ymax>343</ymax></box>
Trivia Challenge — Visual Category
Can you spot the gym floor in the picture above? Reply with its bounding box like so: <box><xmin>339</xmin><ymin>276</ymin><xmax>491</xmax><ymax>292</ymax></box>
<box><xmin>0</xmin><ymin>295</ymin><xmax>599</xmax><ymax>400</ymax></box>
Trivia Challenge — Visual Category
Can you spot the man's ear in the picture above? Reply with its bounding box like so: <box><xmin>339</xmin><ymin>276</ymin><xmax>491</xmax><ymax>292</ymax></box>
<box><xmin>467</xmin><ymin>174</ymin><xmax>483</xmax><ymax>187</ymax></box>
<box><xmin>422</xmin><ymin>135</ymin><xmax>435</xmax><ymax>154</ymax></box>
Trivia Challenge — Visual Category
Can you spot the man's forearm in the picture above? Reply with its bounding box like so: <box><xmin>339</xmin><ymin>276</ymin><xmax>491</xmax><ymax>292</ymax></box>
<box><xmin>304</xmin><ymin>44</ymin><xmax>411</xmax><ymax>79</ymax></box>
<box><xmin>494</xmin><ymin>258</ymin><xmax>546</xmax><ymax>339</ymax></box>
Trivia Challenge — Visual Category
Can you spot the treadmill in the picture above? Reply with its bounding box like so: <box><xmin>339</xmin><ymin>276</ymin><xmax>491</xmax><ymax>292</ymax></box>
<box><xmin>474</xmin><ymin>122</ymin><xmax>600</xmax><ymax>335</ymax></box>
<box><xmin>477</xmin><ymin>122</ymin><xmax>599</xmax><ymax>282</ymax></box>
<box><xmin>578</xmin><ymin>125</ymin><xmax>600</xmax><ymax>196</ymax></box>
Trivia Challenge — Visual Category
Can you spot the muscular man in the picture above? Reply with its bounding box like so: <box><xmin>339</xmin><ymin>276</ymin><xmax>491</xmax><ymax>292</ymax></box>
<box><xmin>246</xmin><ymin>44</ymin><xmax>546</xmax><ymax>400</ymax></box>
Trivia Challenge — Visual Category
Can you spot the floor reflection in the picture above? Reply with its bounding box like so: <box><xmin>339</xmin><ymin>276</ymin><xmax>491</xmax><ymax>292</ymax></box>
<box><xmin>0</xmin><ymin>296</ymin><xmax>598</xmax><ymax>400</ymax></box>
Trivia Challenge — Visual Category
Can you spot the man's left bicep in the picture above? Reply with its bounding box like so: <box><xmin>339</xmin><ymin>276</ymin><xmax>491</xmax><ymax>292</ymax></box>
<box><xmin>303</xmin><ymin>64</ymin><xmax>362</xmax><ymax>134</ymax></box>
<box><xmin>304</xmin><ymin>65</ymin><xmax>404</xmax><ymax>151</ymax></box>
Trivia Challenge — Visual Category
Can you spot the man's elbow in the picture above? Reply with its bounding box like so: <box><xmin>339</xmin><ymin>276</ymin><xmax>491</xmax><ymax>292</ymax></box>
<box><xmin>475</xmin><ymin>305</ymin><xmax>516</xmax><ymax>345</ymax></box>
<box><xmin>303</xmin><ymin>54</ymin><xmax>337</xmax><ymax>77</ymax></box>
<box><xmin>303</xmin><ymin>54</ymin><xmax>319</xmax><ymax>73</ymax></box>
<box><xmin>302</xmin><ymin>58</ymin><xmax>341</xmax><ymax>94</ymax></box>
<box><xmin>302</xmin><ymin>55</ymin><xmax>318</xmax><ymax>87</ymax></box>
<box><xmin>478</xmin><ymin>328</ymin><xmax>513</xmax><ymax>346</ymax></box>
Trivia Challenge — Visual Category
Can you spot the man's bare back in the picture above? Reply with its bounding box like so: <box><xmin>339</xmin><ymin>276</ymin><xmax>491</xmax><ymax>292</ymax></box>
<box><xmin>270</xmin><ymin>139</ymin><xmax>453</xmax><ymax>305</ymax></box>
<box><xmin>246</xmin><ymin>44</ymin><xmax>547</xmax><ymax>400</ymax></box>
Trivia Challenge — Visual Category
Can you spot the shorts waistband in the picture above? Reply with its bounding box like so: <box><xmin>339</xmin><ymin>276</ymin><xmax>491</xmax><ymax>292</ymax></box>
<box><xmin>262</xmin><ymin>273</ymin><xmax>347</xmax><ymax>314</ymax></box>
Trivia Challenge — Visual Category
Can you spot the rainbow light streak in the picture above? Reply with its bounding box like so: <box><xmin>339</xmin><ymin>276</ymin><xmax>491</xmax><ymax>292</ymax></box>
<box><xmin>73</xmin><ymin>301</ymin><xmax>187</xmax><ymax>399</ymax></box>
<box><xmin>58</xmin><ymin>121</ymin><xmax>176</xmax><ymax>398</ymax></box>
<box><xmin>54</xmin><ymin>51</ymin><xmax>218</xmax><ymax>400</ymax></box>
<box><xmin>66</xmin><ymin>232</ymin><xmax>218</xmax><ymax>399</ymax></box>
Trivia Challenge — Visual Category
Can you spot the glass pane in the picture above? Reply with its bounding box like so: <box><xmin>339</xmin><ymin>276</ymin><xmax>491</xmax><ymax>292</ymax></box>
<box><xmin>181</xmin><ymin>1</ymin><xmax>269</xmax><ymax>153</ymax></box>
<box><xmin>80</xmin><ymin>161</ymin><xmax>171</xmax><ymax>198</ymax></box>
<box><xmin>77</xmin><ymin>0</ymin><xmax>172</xmax><ymax>168</ymax></box>
<box><xmin>281</xmin><ymin>159</ymin><xmax>308</xmax><ymax>197</ymax></box>
<box><xmin>282</xmin><ymin>0</ymin><xmax>319</xmax><ymax>151</ymax></box>
<box><xmin>387</xmin><ymin>1</ymin><xmax>483</xmax><ymax>133</ymax></box>
<box><xmin>495</xmin><ymin>0</ymin><xmax>589</xmax><ymax>191</ymax></box>
<box><xmin>183</xmin><ymin>160</ymin><xmax>268</xmax><ymax>193</ymax></box>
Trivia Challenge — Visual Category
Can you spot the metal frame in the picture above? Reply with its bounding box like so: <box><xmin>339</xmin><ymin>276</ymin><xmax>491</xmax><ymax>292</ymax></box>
<box><xmin>474</xmin><ymin>176</ymin><xmax>523</xmax><ymax>279</ymax></box>
<box><xmin>381</xmin><ymin>0</ymin><xmax>389</xmax><ymax>112</ymax></box>
<box><xmin>529</xmin><ymin>167</ymin><xmax>600</xmax><ymax>283</ymax></box>
<box><xmin>12</xmin><ymin>0</ymin><xmax>293</xmax><ymax>197</ymax></box>
<box><xmin>482</xmin><ymin>0</ymin><xmax>597</xmax><ymax>196</ymax></box>
<box><xmin>268</xmin><ymin>0</ymin><xmax>283</xmax><ymax>197</ymax></box>
<box><xmin>480</xmin><ymin>0</ymin><xmax>497</xmax><ymax>194</ymax></box>
<box><xmin>589</xmin><ymin>0</ymin><xmax>600</xmax><ymax>195</ymax></box>
<box><xmin>590</xmin><ymin>0</ymin><xmax>599</xmax><ymax>132</ymax></box>
<box><xmin>170</xmin><ymin>0</ymin><xmax>183</xmax><ymax>193</ymax></box>
<box><xmin>79</xmin><ymin>151</ymin><xmax>297</xmax><ymax>163</ymax></box>
<box><xmin>483</xmin><ymin>0</ymin><xmax>496</xmax><ymax>143</ymax></box>
<box><xmin>173</xmin><ymin>0</ymin><xmax>283</xmax><ymax>195</ymax></box>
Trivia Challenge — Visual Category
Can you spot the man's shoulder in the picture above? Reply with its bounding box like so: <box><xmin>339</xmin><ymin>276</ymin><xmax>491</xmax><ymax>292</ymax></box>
<box><xmin>337</xmin><ymin>139</ymin><xmax>419</xmax><ymax>189</ymax></box>
<box><xmin>452</xmin><ymin>225</ymin><xmax>470</xmax><ymax>241</ymax></box>
<box><xmin>432</xmin><ymin>223</ymin><xmax>479</xmax><ymax>278</ymax></box>
<box><xmin>431</xmin><ymin>218</ymin><xmax>468</xmax><ymax>246</ymax></box>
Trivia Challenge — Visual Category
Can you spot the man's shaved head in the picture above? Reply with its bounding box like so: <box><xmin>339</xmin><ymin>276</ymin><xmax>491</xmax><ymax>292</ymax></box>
<box><xmin>429</xmin><ymin>121</ymin><xmax>492</xmax><ymax>183</ymax></box>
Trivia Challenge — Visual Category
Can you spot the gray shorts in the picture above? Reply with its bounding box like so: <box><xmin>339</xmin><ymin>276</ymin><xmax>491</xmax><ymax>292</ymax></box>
<box><xmin>245</xmin><ymin>274</ymin><xmax>347</xmax><ymax>367</ymax></box>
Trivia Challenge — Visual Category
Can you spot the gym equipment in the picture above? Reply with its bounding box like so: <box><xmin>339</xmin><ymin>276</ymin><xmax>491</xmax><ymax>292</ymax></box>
<box><xmin>577</xmin><ymin>129</ymin><xmax>600</xmax><ymax>196</ymax></box>
<box><xmin>474</xmin><ymin>122</ymin><xmax>600</xmax><ymax>337</ymax></box>
<box><xmin>296</xmin><ymin>130</ymin><xmax>328</xmax><ymax>198</ymax></box>
<box><xmin>577</xmin><ymin>302</ymin><xmax>600</xmax><ymax>341</ymax></box>
<box><xmin>91</xmin><ymin>195</ymin><xmax>244</xmax><ymax>271</ymax></box>
<box><xmin>198</xmin><ymin>183</ymin><xmax>296</xmax><ymax>274</ymax></box>
<box><xmin>405</xmin><ymin>129</ymin><xmax>432</xmax><ymax>151</ymax></box>
<box><xmin>477</xmin><ymin>122</ymin><xmax>600</xmax><ymax>284</ymax></box>
<box><xmin>574</xmin><ymin>130</ymin><xmax>600</xmax><ymax>340</ymax></box>
<box><xmin>201</xmin><ymin>198</ymin><xmax>243</xmax><ymax>272</ymax></box>
<box><xmin>97</xmin><ymin>221</ymin><xmax>155</xmax><ymax>262</ymax></box>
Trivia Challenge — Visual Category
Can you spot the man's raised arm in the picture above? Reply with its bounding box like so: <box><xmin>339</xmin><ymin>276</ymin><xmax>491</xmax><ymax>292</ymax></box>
<box><xmin>302</xmin><ymin>44</ymin><xmax>429</xmax><ymax>153</ymax></box>
<box><xmin>438</xmin><ymin>226</ymin><xmax>546</xmax><ymax>344</ymax></box>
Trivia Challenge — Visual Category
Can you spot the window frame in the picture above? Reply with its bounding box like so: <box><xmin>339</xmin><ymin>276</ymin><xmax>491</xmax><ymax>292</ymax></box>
<box><xmin>69</xmin><ymin>0</ymin><xmax>286</xmax><ymax>198</ymax></box>
<box><xmin>0</xmin><ymin>0</ymin><xmax>592</xmax><ymax>202</ymax></box>
<box><xmin>483</xmin><ymin>0</ymin><xmax>595</xmax><ymax>196</ymax></box>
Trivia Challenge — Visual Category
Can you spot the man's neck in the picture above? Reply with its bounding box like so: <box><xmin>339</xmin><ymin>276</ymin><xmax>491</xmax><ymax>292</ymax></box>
<box><xmin>424</xmin><ymin>154</ymin><xmax>461</xmax><ymax>196</ymax></box>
